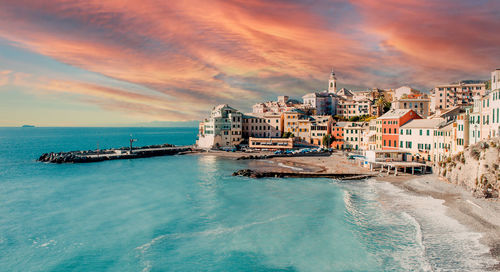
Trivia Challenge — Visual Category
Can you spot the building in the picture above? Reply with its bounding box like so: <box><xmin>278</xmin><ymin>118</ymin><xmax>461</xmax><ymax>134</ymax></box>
<box><xmin>391</xmin><ymin>96</ymin><xmax>430</xmax><ymax>118</ymax></box>
<box><xmin>490</xmin><ymin>70</ymin><xmax>500</xmax><ymax>137</ymax></box>
<box><xmin>197</xmin><ymin>104</ymin><xmax>243</xmax><ymax>149</ymax></box>
<box><xmin>366</xmin><ymin>119</ymin><xmax>377</xmax><ymax>150</ymax></box>
<box><xmin>343</xmin><ymin>122</ymin><xmax>367</xmax><ymax>150</ymax></box>
<box><xmin>377</xmin><ymin>109</ymin><xmax>422</xmax><ymax>150</ymax></box>
<box><xmin>432</xmin><ymin>122</ymin><xmax>454</xmax><ymax>162</ymax></box>
<box><xmin>469</xmin><ymin>96</ymin><xmax>483</xmax><ymax>144</ymax></box>
<box><xmin>455</xmin><ymin>112</ymin><xmax>469</xmax><ymax>152</ymax></box>
<box><xmin>337</xmin><ymin>99</ymin><xmax>372</xmax><ymax>118</ymax></box>
<box><xmin>310</xmin><ymin>115</ymin><xmax>333</xmax><ymax>146</ymax></box>
<box><xmin>249</xmin><ymin>137</ymin><xmax>293</xmax><ymax>150</ymax></box>
<box><xmin>302</xmin><ymin>91</ymin><xmax>337</xmax><ymax>115</ymax></box>
<box><xmin>394</xmin><ymin>86</ymin><xmax>419</xmax><ymax>100</ymax></box>
<box><xmin>432</xmin><ymin>80</ymin><xmax>487</xmax><ymax>112</ymax></box>
<box><xmin>331</xmin><ymin>122</ymin><xmax>347</xmax><ymax>149</ymax></box>
<box><xmin>283</xmin><ymin>109</ymin><xmax>305</xmax><ymax>135</ymax></box>
<box><xmin>399</xmin><ymin>118</ymin><xmax>444</xmax><ymax>162</ymax></box>
<box><xmin>242</xmin><ymin>113</ymin><xmax>281</xmax><ymax>139</ymax></box>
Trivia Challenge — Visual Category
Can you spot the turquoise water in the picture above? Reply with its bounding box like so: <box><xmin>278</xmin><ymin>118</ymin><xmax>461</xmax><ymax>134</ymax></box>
<box><xmin>0</xmin><ymin>128</ymin><xmax>495</xmax><ymax>271</ymax></box>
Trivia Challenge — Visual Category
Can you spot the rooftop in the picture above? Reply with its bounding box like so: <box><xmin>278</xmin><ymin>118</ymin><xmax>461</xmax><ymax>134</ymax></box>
<box><xmin>377</xmin><ymin>109</ymin><xmax>413</xmax><ymax>119</ymax></box>
<box><xmin>400</xmin><ymin>118</ymin><xmax>444</xmax><ymax>129</ymax></box>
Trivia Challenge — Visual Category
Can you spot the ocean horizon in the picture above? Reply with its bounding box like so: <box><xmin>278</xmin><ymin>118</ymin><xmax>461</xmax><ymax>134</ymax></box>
<box><xmin>0</xmin><ymin>127</ymin><xmax>495</xmax><ymax>271</ymax></box>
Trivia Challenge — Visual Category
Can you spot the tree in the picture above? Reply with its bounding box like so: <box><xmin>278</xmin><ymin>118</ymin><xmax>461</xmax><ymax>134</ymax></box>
<box><xmin>322</xmin><ymin>134</ymin><xmax>332</xmax><ymax>147</ymax></box>
<box><xmin>348</xmin><ymin>116</ymin><xmax>360</xmax><ymax>122</ymax></box>
<box><xmin>376</xmin><ymin>96</ymin><xmax>391</xmax><ymax>115</ymax></box>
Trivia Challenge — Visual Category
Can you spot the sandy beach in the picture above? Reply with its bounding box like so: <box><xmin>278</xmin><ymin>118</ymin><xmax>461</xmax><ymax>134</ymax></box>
<box><xmin>195</xmin><ymin>150</ymin><xmax>500</xmax><ymax>268</ymax></box>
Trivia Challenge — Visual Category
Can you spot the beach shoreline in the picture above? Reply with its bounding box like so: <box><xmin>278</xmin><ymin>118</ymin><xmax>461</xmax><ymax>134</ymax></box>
<box><xmin>194</xmin><ymin>150</ymin><xmax>500</xmax><ymax>268</ymax></box>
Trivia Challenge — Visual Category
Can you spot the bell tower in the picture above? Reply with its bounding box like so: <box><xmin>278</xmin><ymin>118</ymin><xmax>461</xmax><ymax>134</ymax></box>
<box><xmin>328</xmin><ymin>69</ymin><xmax>337</xmax><ymax>93</ymax></box>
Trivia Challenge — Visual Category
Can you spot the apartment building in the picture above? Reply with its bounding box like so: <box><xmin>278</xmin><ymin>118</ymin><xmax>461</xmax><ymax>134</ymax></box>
<box><xmin>392</xmin><ymin>97</ymin><xmax>430</xmax><ymax>118</ymax></box>
<box><xmin>399</xmin><ymin>118</ymin><xmax>444</xmax><ymax>162</ymax></box>
<box><xmin>283</xmin><ymin>109</ymin><xmax>305</xmax><ymax>135</ymax></box>
<box><xmin>242</xmin><ymin>114</ymin><xmax>281</xmax><ymax>139</ymax></box>
<box><xmin>432</xmin><ymin>122</ymin><xmax>454</xmax><ymax>162</ymax></box>
<box><xmin>432</xmin><ymin>80</ymin><xmax>487</xmax><ymax>112</ymax></box>
<box><xmin>197</xmin><ymin>104</ymin><xmax>243</xmax><ymax>149</ymax></box>
<box><xmin>377</xmin><ymin>109</ymin><xmax>422</xmax><ymax>150</ymax></box>
<box><xmin>343</xmin><ymin>122</ymin><xmax>367</xmax><ymax>150</ymax></box>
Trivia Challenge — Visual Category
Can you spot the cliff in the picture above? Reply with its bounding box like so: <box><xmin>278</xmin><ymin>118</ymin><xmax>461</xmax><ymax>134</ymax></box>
<box><xmin>437</xmin><ymin>137</ymin><xmax>500</xmax><ymax>198</ymax></box>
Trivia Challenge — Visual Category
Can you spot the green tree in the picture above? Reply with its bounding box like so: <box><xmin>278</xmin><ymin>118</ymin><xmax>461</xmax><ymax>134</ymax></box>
<box><xmin>322</xmin><ymin>134</ymin><xmax>332</xmax><ymax>147</ymax></box>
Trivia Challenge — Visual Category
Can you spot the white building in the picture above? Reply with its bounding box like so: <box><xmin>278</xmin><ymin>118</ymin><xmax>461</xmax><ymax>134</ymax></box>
<box><xmin>490</xmin><ymin>75</ymin><xmax>500</xmax><ymax>138</ymax></box>
<box><xmin>399</xmin><ymin>118</ymin><xmax>444</xmax><ymax>162</ymax></box>
<box><xmin>197</xmin><ymin>104</ymin><xmax>243</xmax><ymax>149</ymax></box>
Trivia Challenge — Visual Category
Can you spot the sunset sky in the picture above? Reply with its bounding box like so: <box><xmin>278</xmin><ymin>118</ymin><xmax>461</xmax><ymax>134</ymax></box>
<box><xmin>0</xmin><ymin>0</ymin><xmax>499</xmax><ymax>126</ymax></box>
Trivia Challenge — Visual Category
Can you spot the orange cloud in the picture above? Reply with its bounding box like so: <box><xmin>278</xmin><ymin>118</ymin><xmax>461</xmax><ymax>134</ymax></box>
<box><xmin>0</xmin><ymin>0</ymin><xmax>498</xmax><ymax>123</ymax></box>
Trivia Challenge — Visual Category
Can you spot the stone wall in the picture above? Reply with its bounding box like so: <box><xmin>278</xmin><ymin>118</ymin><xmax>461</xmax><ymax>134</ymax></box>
<box><xmin>437</xmin><ymin>137</ymin><xmax>500</xmax><ymax>198</ymax></box>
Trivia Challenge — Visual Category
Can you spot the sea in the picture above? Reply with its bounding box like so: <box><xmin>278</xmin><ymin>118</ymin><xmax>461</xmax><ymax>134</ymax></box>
<box><xmin>0</xmin><ymin>127</ymin><xmax>496</xmax><ymax>271</ymax></box>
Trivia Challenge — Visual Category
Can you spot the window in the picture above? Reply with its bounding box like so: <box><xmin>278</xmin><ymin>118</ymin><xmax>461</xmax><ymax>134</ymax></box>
<box><xmin>419</xmin><ymin>129</ymin><xmax>423</xmax><ymax>136</ymax></box>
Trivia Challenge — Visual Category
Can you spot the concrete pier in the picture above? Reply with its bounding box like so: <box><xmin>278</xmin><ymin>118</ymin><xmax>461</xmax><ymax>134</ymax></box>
<box><xmin>38</xmin><ymin>144</ymin><xmax>193</xmax><ymax>163</ymax></box>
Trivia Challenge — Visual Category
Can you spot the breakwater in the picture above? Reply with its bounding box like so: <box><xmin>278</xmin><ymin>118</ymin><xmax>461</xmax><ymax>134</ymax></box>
<box><xmin>236</xmin><ymin>151</ymin><xmax>331</xmax><ymax>160</ymax></box>
<box><xmin>232</xmin><ymin>169</ymin><xmax>375</xmax><ymax>180</ymax></box>
<box><xmin>38</xmin><ymin>144</ymin><xmax>193</xmax><ymax>163</ymax></box>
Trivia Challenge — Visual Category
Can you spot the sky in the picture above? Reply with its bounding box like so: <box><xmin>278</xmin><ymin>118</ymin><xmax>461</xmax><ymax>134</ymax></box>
<box><xmin>0</xmin><ymin>0</ymin><xmax>499</xmax><ymax>126</ymax></box>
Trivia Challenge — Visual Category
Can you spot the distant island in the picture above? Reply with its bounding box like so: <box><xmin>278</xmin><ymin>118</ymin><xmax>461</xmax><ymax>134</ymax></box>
<box><xmin>21</xmin><ymin>125</ymin><xmax>35</xmax><ymax>127</ymax></box>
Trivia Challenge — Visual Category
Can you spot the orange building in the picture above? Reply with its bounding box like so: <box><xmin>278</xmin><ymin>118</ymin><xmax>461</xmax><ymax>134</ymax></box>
<box><xmin>331</xmin><ymin>122</ymin><xmax>349</xmax><ymax>149</ymax></box>
<box><xmin>378</xmin><ymin>109</ymin><xmax>422</xmax><ymax>150</ymax></box>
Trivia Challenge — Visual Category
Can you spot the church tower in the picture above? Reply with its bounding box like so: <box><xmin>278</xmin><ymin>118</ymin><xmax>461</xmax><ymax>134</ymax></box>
<box><xmin>328</xmin><ymin>69</ymin><xmax>337</xmax><ymax>93</ymax></box>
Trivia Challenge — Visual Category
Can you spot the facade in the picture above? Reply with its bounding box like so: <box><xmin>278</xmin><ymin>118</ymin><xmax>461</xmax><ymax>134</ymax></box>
<box><xmin>197</xmin><ymin>104</ymin><xmax>243</xmax><ymax>149</ymax></box>
<box><xmin>377</xmin><ymin>109</ymin><xmax>422</xmax><ymax>150</ymax></box>
<box><xmin>432</xmin><ymin>81</ymin><xmax>487</xmax><ymax>112</ymax></box>
<box><xmin>302</xmin><ymin>91</ymin><xmax>337</xmax><ymax>115</ymax></box>
<box><xmin>469</xmin><ymin>97</ymin><xmax>483</xmax><ymax>144</ymax></box>
<box><xmin>455</xmin><ymin>112</ymin><xmax>470</xmax><ymax>152</ymax></box>
<box><xmin>242</xmin><ymin>114</ymin><xmax>281</xmax><ymax>139</ymax></box>
<box><xmin>399</xmin><ymin>118</ymin><xmax>444</xmax><ymax>162</ymax></box>
<box><xmin>310</xmin><ymin>116</ymin><xmax>333</xmax><ymax>146</ymax></box>
<box><xmin>394</xmin><ymin>86</ymin><xmax>419</xmax><ymax>100</ymax></box>
<box><xmin>337</xmin><ymin>99</ymin><xmax>372</xmax><ymax>118</ymax></box>
<box><xmin>249</xmin><ymin>137</ymin><xmax>293</xmax><ymax>150</ymax></box>
<box><xmin>490</xmin><ymin>87</ymin><xmax>500</xmax><ymax>138</ymax></box>
<box><xmin>283</xmin><ymin>109</ymin><xmax>305</xmax><ymax>135</ymax></box>
<box><xmin>343</xmin><ymin>122</ymin><xmax>367</xmax><ymax>150</ymax></box>
<box><xmin>391</xmin><ymin>97</ymin><xmax>430</xmax><ymax>118</ymax></box>
<box><xmin>331</xmin><ymin>122</ymin><xmax>346</xmax><ymax>149</ymax></box>
<box><xmin>432</xmin><ymin>122</ymin><xmax>454</xmax><ymax>162</ymax></box>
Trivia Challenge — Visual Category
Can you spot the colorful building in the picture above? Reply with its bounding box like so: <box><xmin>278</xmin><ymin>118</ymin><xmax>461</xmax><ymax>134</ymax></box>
<box><xmin>377</xmin><ymin>109</ymin><xmax>422</xmax><ymax>150</ymax></box>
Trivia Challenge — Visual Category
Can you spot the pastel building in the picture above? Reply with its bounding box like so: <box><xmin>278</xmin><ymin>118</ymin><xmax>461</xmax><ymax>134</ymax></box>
<box><xmin>377</xmin><ymin>109</ymin><xmax>422</xmax><ymax>150</ymax></box>
<box><xmin>283</xmin><ymin>109</ymin><xmax>305</xmax><ymax>135</ymax></box>
<box><xmin>302</xmin><ymin>92</ymin><xmax>337</xmax><ymax>115</ymax></box>
<box><xmin>343</xmin><ymin>122</ymin><xmax>367</xmax><ymax>150</ymax></box>
<box><xmin>310</xmin><ymin>116</ymin><xmax>333</xmax><ymax>146</ymax></box>
<box><xmin>399</xmin><ymin>118</ymin><xmax>444</xmax><ymax>162</ymax></box>
<box><xmin>469</xmin><ymin>96</ymin><xmax>483</xmax><ymax>144</ymax></box>
<box><xmin>490</xmin><ymin>70</ymin><xmax>500</xmax><ymax>137</ymax></box>
<box><xmin>432</xmin><ymin>81</ymin><xmax>487</xmax><ymax>112</ymax></box>
<box><xmin>391</xmin><ymin>96</ymin><xmax>430</xmax><ymax>118</ymax></box>
<box><xmin>331</xmin><ymin>122</ymin><xmax>347</xmax><ymax>149</ymax></box>
<box><xmin>197</xmin><ymin>104</ymin><xmax>243</xmax><ymax>149</ymax></box>
<box><xmin>242</xmin><ymin>113</ymin><xmax>281</xmax><ymax>139</ymax></box>
<box><xmin>432</xmin><ymin>122</ymin><xmax>454</xmax><ymax>162</ymax></box>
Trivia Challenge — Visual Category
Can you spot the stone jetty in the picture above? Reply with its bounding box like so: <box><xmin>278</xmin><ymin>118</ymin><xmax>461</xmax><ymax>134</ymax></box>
<box><xmin>236</xmin><ymin>151</ymin><xmax>331</xmax><ymax>160</ymax></box>
<box><xmin>38</xmin><ymin>144</ymin><xmax>193</xmax><ymax>163</ymax></box>
<box><xmin>232</xmin><ymin>169</ymin><xmax>375</xmax><ymax>180</ymax></box>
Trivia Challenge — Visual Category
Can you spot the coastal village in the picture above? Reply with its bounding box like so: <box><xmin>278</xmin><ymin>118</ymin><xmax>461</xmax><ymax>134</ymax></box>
<box><xmin>197</xmin><ymin>69</ymin><xmax>500</xmax><ymax>163</ymax></box>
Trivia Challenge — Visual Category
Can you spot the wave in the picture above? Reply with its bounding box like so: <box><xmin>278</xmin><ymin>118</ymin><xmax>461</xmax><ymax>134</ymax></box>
<box><xmin>135</xmin><ymin>214</ymin><xmax>293</xmax><ymax>254</ymax></box>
